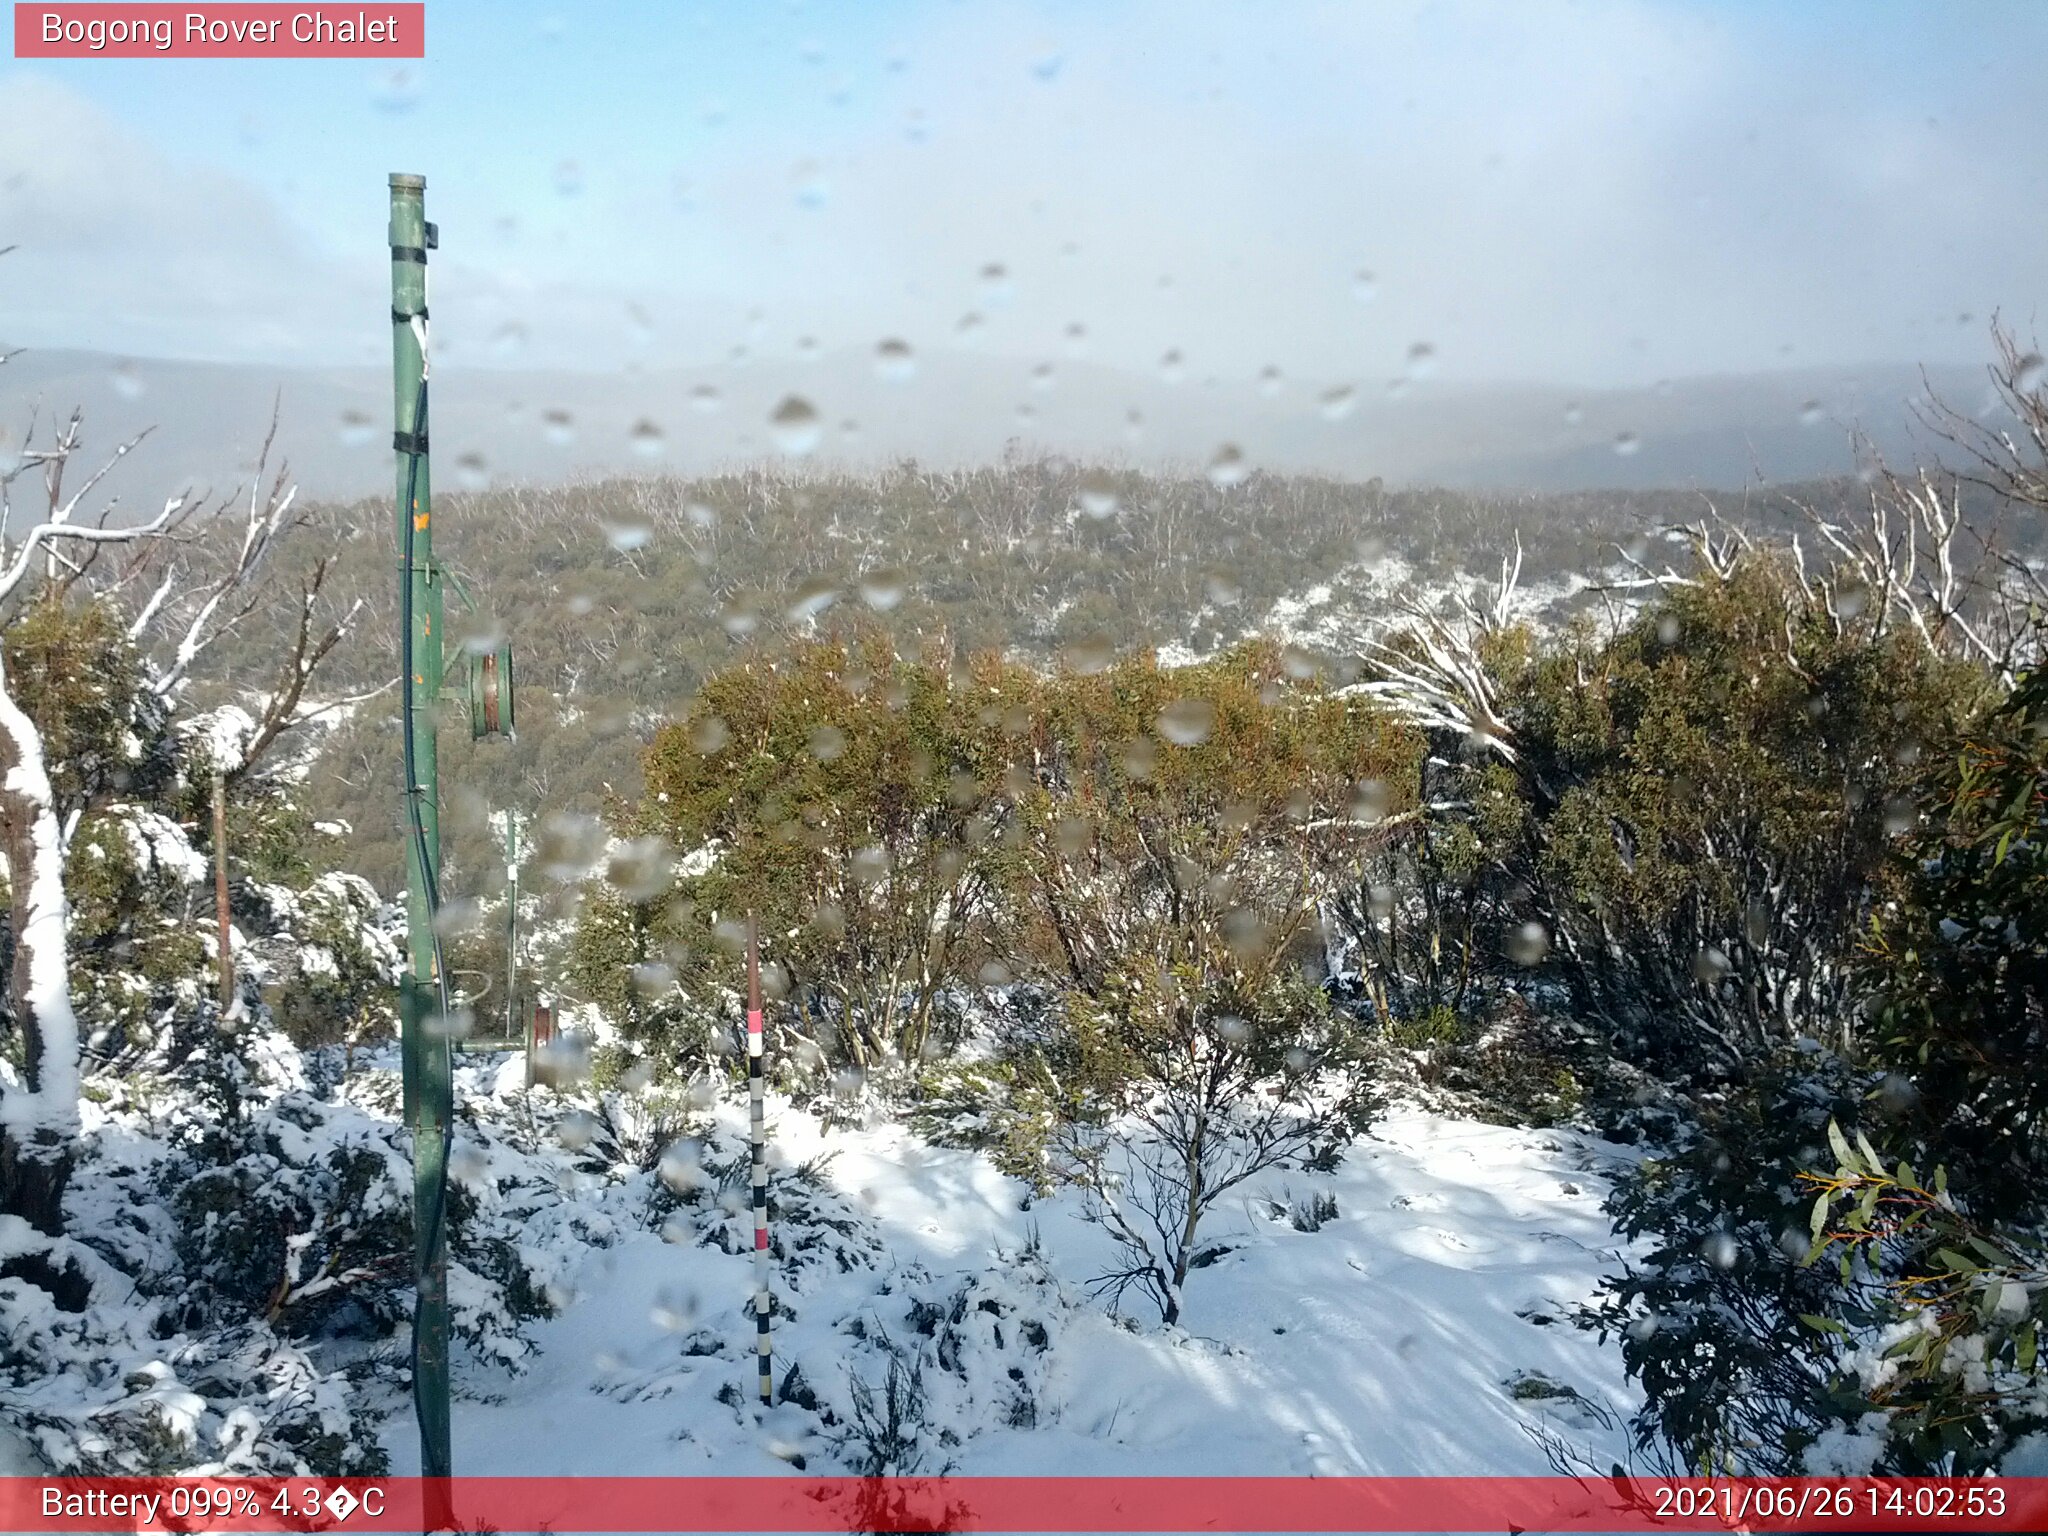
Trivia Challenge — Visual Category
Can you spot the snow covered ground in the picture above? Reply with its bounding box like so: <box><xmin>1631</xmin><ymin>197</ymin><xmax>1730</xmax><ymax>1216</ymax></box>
<box><xmin>385</xmin><ymin>1063</ymin><xmax>1642</xmax><ymax>1480</ymax></box>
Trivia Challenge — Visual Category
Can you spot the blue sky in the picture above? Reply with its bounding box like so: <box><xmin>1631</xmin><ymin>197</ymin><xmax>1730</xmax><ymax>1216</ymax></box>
<box><xmin>4</xmin><ymin>0</ymin><xmax>2046</xmax><ymax>386</ymax></box>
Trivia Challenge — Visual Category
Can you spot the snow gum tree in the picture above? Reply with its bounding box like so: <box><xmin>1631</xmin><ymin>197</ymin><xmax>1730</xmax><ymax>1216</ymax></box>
<box><xmin>1008</xmin><ymin>641</ymin><xmax>1410</xmax><ymax>1323</ymax></box>
<box><xmin>604</xmin><ymin>626</ymin><xmax>1013</xmax><ymax>1074</ymax></box>
<box><xmin>0</xmin><ymin>395</ymin><xmax>358</xmax><ymax>1260</ymax></box>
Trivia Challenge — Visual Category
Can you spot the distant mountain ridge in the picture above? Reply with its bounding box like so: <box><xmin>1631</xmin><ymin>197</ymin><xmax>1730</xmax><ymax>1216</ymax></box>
<box><xmin>0</xmin><ymin>344</ymin><xmax>1994</xmax><ymax>525</ymax></box>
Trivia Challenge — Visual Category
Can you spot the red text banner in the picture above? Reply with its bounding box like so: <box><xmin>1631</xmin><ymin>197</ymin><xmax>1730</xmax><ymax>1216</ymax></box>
<box><xmin>14</xmin><ymin>5</ymin><xmax>424</xmax><ymax>58</ymax></box>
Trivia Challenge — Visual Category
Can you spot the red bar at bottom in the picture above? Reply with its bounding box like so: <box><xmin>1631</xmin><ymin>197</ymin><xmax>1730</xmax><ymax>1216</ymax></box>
<box><xmin>6</xmin><ymin>1475</ymin><xmax>2046</xmax><ymax>1533</ymax></box>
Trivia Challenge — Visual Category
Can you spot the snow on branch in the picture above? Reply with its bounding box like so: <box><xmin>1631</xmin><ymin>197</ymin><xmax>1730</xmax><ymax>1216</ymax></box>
<box><xmin>150</xmin><ymin>432</ymin><xmax>302</xmax><ymax>702</ymax></box>
<box><xmin>1349</xmin><ymin>533</ymin><xmax>1522</xmax><ymax>760</ymax></box>
<box><xmin>0</xmin><ymin>493</ymin><xmax>185</xmax><ymax>609</ymax></box>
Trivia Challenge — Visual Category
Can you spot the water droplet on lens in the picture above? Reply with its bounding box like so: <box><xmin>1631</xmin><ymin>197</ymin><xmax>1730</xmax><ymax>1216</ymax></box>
<box><xmin>1350</xmin><ymin>778</ymin><xmax>1391</xmax><ymax>824</ymax></box>
<box><xmin>1508</xmin><ymin>921</ymin><xmax>1549</xmax><ymax>966</ymax></box>
<box><xmin>372</xmin><ymin>67</ymin><xmax>421</xmax><ymax>112</ymax></box>
<box><xmin>111</xmin><ymin>359</ymin><xmax>143</xmax><ymax>399</ymax></box>
<box><xmin>689</xmin><ymin>383</ymin><xmax>722</xmax><ymax>413</ymax></box>
<box><xmin>604</xmin><ymin>519</ymin><xmax>652</xmax><ymax>552</ymax></box>
<box><xmin>543</xmin><ymin>408</ymin><xmax>576</xmax><ymax>446</ymax></box>
<box><xmin>1319</xmin><ymin>386</ymin><xmax>1356</xmax><ymax>421</ymax></box>
<box><xmin>456</xmin><ymin>451</ymin><xmax>488</xmax><ymax>490</ymax></box>
<box><xmin>1257</xmin><ymin>365</ymin><xmax>1284</xmax><ymax>397</ymax></box>
<box><xmin>808</xmin><ymin>724</ymin><xmax>847</xmax><ymax>761</ymax></box>
<box><xmin>859</xmin><ymin>568</ymin><xmax>908</xmax><ymax>611</ymax></box>
<box><xmin>786</xmin><ymin>577</ymin><xmax>838</xmax><ymax>623</ymax></box>
<box><xmin>1158</xmin><ymin>348</ymin><xmax>1186</xmax><ymax>384</ymax></box>
<box><xmin>769</xmin><ymin>395</ymin><xmax>822</xmax><ymax>455</ymax></box>
<box><xmin>1206</xmin><ymin>443</ymin><xmax>1249</xmax><ymax>487</ymax></box>
<box><xmin>629</xmin><ymin>418</ymin><xmax>666</xmax><ymax>457</ymax></box>
<box><xmin>1076</xmin><ymin>470</ymin><xmax>1120</xmax><ymax>519</ymax></box>
<box><xmin>2016</xmin><ymin>353</ymin><xmax>2045</xmax><ymax>393</ymax></box>
<box><xmin>534</xmin><ymin>812</ymin><xmax>608</xmax><ymax>884</ymax></box>
<box><xmin>553</xmin><ymin>159</ymin><xmax>584</xmax><ymax>196</ymax></box>
<box><xmin>1612</xmin><ymin>430</ymin><xmax>1641</xmax><ymax>457</ymax></box>
<box><xmin>1799</xmin><ymin>399</ymin><xmax>1824</xmax><ymax>426</ymax></box>
<box><xmin>977</xmin><ymin>262</ymin><xmax>1013</xmax><ymax>306</ymax></box>
<box><xmin>1405</xmin><ymin>342</ymin><xmax>1436</xmax><ymax>377</ymax></box>
<box><xmin>657</xmin><ymin>1140</ymin><xmax>704</xmax><ymax>1195</ymax></box>
<box><xmin>874</xmin><ymin>338</ymin><xmax>916</xmax><ymax>383</ymax></box>
<box><xmin>690</xmin><ymin>715</ymin><xmax>731</xmax><ymax>755</ymax></box>
<box><xmin>491</xmin><ymin>322</ymin><xmax>527</xmax><ymax>357</ymax></box>
<box><xmin>1158</xmin><ymin>699</ymin><xmax>1215</xmax><ymax>746</ymax></box>
<box><xmin>1031</xmin><ymin>49</ymin><xmax>1063</xmax><ymax>80</ymax></box>
<box><xmin>791</xmin><ymin>159</ymin><xmax>828</xmax><ymax>209</ymax></box>
<box><xmin>432</xmin><ymin>897</ymin><xmax>484</xmax><ymax>940</ymax></box>
<box><xmin>1065</xmin><ymin>631</ymin><xmax>1115</xmax><ymax>674</ymax></box>
<box><xmin>339</xmin><ymin>410</ymin><xmax>374</xmax><ymax>447</ymax></box>
<box><xmin>1351</xmin><ymin>269</ymin><xmax>1377</xmax><ymax>302</ymax></box>
<box><xmin>1564</xmin><ymin>401</ymin><xmax>1584</xmax><ymax>425</ymax></box>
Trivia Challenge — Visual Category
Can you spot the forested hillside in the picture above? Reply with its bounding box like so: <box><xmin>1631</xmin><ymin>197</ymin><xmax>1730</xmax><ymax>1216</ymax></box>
<box><xmin>6</xmin><ymin>337</ymin><xmax>2048</xmax><ymax>1484</ymax></box>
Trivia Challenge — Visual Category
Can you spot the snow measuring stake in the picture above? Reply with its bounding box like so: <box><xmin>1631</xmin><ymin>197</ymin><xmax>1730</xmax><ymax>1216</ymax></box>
<box><xmin>749</xmin><ymin>913</ymin><xmax>774</xmax><ymax>1405</ymax></box>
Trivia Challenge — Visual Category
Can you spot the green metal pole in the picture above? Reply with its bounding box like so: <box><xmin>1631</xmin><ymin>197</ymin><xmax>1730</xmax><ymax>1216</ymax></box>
<box><xmin>389</xmin><ymin>171</ymin><xmax>453</xmax><ymax>1491</ymax></box>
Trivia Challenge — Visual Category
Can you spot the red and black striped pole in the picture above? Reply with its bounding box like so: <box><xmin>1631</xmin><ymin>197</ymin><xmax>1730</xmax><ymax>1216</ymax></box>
<box><xmin>747</xmin><ymin>912</ymin><xmax>772</xmax><ymax>1405</ymax></box>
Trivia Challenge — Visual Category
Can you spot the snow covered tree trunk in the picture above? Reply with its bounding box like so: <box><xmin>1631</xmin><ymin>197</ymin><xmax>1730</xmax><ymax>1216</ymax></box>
<box><xmin>0</xmin><ymin>649</ymin><xmax>80</xmax><ymax>1238</ymax></box>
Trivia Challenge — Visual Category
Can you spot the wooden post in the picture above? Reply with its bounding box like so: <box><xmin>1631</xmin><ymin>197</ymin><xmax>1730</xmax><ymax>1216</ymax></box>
<box><xmin>528</xmin><ymin>997</ymin><xmax>553</xmax><ymax>1087</ymax></box>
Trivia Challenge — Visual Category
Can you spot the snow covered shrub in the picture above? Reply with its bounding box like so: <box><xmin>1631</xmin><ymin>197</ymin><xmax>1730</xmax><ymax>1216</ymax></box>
<box><xmin>1052</xmin><ymin>973</ymin><xmax>1380</xmax><ymax>1325</ymax></box>
<box><xmin>0</xmin><ymin>1243</ymin><xmax>389</xmax><ymax>1476</ymax></box>
<box><xmin>570</xmin><ymin>1077</ymin><xmax>711</xmax><ymax>1178</ymax></box>
<box><xmin>611</xmin><ymin>629</ymin><xmax>1008</xmax><ymax>1075</ymax></box>
<box><xmin>909</xmin><ymin>986</ymin><xmax>1074</xmax><ymax>1191</ymax></box>
<box><xmin>247</xmin><ymin>872</ymin><xmax>402</xmax><ymax>1050</ymax></box>
<box><xmin>1789</xmin><ymin>1130</ymin><xmax>2048</xmax><ymax>1473</ymax></box>
<box><xmin>1395</xmin><ymin>995</ymin><xmax>1592</xmax><ymax>1129</ymax></box>
<box><xmin>1325</xmin><ymin>749</ymin><xmax>1532</xmax><ymax>1032</ymax></box>
<box><xmin>911</xmin><ymin>1053</ymin><xmax>1067</xmax><ymax>1194</ymax></box>
<box><xmin>1489</xmin><ymin>559</ymin><xmax>1978</xmax><ymax>1088</ymax></box>
<box><xmin>832</xmin><ymin>1249</ymin><xmax>1068</xmax><ymax>1476</ymax></box>
<box><xmin>1859</xmin><ymin>653</ymin><xmax>2048</xmax><ymax>1218</ymax></box>
<box><xmin>1286</xmin><ymin>1188</ymin><xmax>1340</xmax><ymax>1232</ymax></box>
<box><xmin>167</xmin><ymin>1104</ymin><xmax>416</xmax><ymax>1337</ymax></box>
<box><xmin>1580</xmin><ymin>1048</ymin><xmax>1889</xmax><ymax>1473</ymax></box>
<box><xmin>842</xmin><ymin>1346</ymin><xmax>938</xmax><ymax>1475</ymax></box>
<box><xmin>1</xmin><ymin>1116</ymin><xmax>393</xmax><ymax>1476</ymax></box>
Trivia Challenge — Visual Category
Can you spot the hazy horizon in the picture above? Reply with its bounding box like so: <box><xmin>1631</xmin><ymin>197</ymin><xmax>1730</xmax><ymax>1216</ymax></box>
<box><xmin>4</xmin><ymin>1</ymin><xmax>2046</xmax><ymax>386</ymax></box>
<box><xmin>5</xmin><ymin>1</ymin><xmax>2046</xmax><ymax>508</ymax></box>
